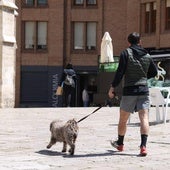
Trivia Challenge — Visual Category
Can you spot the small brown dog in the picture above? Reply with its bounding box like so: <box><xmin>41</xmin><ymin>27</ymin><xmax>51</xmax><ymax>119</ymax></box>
<box><xmin>46</xmin><ymin>119</ymin><xmax>79</xmax><ymax>155</ymax></box>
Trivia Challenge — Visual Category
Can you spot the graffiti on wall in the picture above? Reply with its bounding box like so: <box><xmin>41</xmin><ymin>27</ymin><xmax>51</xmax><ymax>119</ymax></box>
<box><xmin>51</xmin><ymin>74</ymin><xmax>59</xmax><ymax>107</ymax></box>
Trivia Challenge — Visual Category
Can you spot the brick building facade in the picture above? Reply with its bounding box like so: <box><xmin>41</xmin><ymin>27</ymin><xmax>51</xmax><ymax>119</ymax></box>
<box><xmin>15</xmin><ymin>0</ymin><xmax>170</xmax><ymax>107</ymax></box>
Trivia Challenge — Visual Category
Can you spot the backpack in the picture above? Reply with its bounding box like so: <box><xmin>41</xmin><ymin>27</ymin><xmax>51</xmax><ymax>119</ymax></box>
<box><xmin>64</xmin><ymin>74</ymin><xmax>75</xmax><ymax>87</ymax></box>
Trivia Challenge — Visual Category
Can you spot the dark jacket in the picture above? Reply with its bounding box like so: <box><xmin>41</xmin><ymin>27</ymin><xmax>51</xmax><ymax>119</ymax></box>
<box><xmin>111</xmin><ymin>44</ymin><xmax>158</xmax><ymax>95</ymax></box>
<box><xmin>59</xmin><ymin>68</ymin><xmax>76</xmax><ymax>87</ymax></box>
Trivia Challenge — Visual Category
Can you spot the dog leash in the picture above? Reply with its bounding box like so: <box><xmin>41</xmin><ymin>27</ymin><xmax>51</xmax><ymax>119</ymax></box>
<box><xmin>77</xmin><ymin>106</ymin><xmax>102</xmax><ymax>123</ymax></box>
<box><xmin>77</xmin><ymin>92</ymin><xmax>118</xmax><ymax>123</ymax></box>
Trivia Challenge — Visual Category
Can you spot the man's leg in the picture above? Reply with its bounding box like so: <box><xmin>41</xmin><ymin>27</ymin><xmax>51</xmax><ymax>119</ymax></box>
<box><xmin>138</xmin><ymin>109</ymin><xmax>149</xmax><ymax>156</ymax></box>
<box><xmin>118</xmin><ymin>96</ymin><xmax>136</xmax><ymax>136</ymax></box>
<box><xmin>118</xmin><ymin>109</ymin><xmax>131</xmax><ymax>136</ymax></box>
<box><xmin>111</xmin><ymin>109</ymin><xmax>130</xmax><ymax>151</ymax></box>
<box><xmin>138</xmin><ymin>109</ymin><xmax>149</xmax><ymax>135</ymax></box>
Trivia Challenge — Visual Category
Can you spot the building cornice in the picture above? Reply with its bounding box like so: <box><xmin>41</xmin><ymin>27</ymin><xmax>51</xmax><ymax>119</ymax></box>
<box><xmin>0</xmin><ymin>0</ymin><xmax>18</xmax><ymax>10</ymax></box>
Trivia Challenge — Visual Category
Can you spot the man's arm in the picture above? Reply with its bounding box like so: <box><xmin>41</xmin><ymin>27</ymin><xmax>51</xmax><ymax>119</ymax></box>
<box><xmin>108</xmin><ymin>50</ymin><xmax>128</xmax><ymax>98</ymax></box>
<box><xmin>147</xmin><ymin>59</ymin><xmax>158</xmax><ymax>79</ymax></box>
<box><xmin>111</xmin><ymin>50</ymin><xmax>128</xmax><ymax>87</ymax></box>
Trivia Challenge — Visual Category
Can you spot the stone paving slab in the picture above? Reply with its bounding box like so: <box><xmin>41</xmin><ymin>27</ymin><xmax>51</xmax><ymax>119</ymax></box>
<box><xmin>0</xmin><ymin>107</ymin><xmax>170</xmax><ymax>170</ymax></box>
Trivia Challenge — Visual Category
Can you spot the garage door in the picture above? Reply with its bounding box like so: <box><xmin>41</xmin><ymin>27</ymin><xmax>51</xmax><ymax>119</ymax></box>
<box><xmin>20</xmin><ymin>71</ymin><xmax>48</xmax><ymax>106</ymax></box>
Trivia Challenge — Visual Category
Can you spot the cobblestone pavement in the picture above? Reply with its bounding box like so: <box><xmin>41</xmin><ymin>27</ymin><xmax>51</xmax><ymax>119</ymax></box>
<box><xmin>0</xmin><ymin>107</ymin><xmax>170</xmax><ymax>170</ymax></box>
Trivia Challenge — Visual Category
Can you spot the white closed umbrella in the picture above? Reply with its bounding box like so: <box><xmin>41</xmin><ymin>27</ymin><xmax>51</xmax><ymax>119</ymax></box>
<box><xmin>100</xmin><ymin>32</ymin><xmax>114</xmax><ymax>63</ymax></box>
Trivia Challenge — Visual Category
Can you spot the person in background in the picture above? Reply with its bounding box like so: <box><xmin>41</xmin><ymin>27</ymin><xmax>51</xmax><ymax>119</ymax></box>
<box><xmin>82</xmin><ymin>86</ymin><xmax>89</xmax><ymax>107</ymax></box>
<box><xmin>108</xmin><ymin>32</ymin><xmax>157</xmax><ymax>156</ymax></box>
<box><xmin>59</xmin><ymin>63</ymin><xmax>77</xmax><ymax>107</ymax></box>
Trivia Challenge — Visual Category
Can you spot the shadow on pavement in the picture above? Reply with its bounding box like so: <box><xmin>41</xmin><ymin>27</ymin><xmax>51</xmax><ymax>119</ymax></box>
<box><xmin>36</xmin><ymin>150</ymin><xmax>66</xmax><ymax>156</ymax></box>
<box><xmin>150</xmin><ymin>141</ymin><xmax>170</xmax><ymax>145</ymax></box>
<box><xmin>109</xmin><ymin>119</ymin><xmax>170</xmax><ymax>127</ymax></box>
<box><xmin>36</xmin><ymin>149</ymin><xmax>138</xmax><ymax>158</ymax></box>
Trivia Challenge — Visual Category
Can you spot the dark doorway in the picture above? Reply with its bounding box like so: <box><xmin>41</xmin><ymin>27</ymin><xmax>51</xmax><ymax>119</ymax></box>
<box><xmin>76</xmin><ymin>72</ymin><xmax>97</xmax><ymax>107</ymax></box>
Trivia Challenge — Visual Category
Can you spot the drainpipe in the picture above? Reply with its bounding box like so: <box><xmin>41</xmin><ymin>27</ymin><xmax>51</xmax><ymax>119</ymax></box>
<box><xmin>102</xmin><ymin>0</ymin><xmax>104</xmax><ymax>35</ymax></box>
<box><xmin>156</xmin><ymin>0</ymin><xmax>160</xmax><ymax>49</ymax></box>
<box><xmin>63</xmin><ymin>0</ymin><xmax>67</xmax><ymax>68</ymax></box>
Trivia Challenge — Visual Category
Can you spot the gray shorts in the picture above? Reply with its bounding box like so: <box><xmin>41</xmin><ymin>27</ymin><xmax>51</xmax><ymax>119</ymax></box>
<box><xmin>120</xmin><ymin>95</ymin><xmax>150</xmax><ymax>113</ymax></box>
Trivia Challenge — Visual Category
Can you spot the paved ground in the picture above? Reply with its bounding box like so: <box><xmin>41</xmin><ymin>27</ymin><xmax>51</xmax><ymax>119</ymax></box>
<box><xmin>0</xmin><ymin>107</ymin><xmax>170</xmax><ymax>170</ymax></box>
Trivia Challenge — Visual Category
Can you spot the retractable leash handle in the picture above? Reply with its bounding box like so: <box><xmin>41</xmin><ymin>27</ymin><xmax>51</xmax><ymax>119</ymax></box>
<box><xmin>112</xmin><ymin>91</ymin><xmax>119</xmax><ymax>100</ymax></box>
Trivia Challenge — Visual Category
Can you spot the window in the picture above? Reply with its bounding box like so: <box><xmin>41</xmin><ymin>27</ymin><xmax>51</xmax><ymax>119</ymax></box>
<box><xmin>25</xmin><ymin>22</ymin><xmax>35</xmax><ymax>49</ymax></box>
<box><xmin>37</xmin><ymin>22</ymin><xmax>47</xmax><ymax>49</ymax></box>
<box><xmin>74</xmin><ymin>0</ymin><xmax>83</xmax><ymax>5</ymax></box>
<box><xmin>143</xmin><ymin>2</ymin><xmax>156</xmax><ymax>33</ymax></box>
<box><xmin>73</xmin><ymin>0</ymin><xmax>97</xmax><ymax>6</ymax></box>
<box><xmin>37</xmin><ymin>0</ymin><xmax>48</xmax><ymax>6</ymax></box>
<box><xmin>23</xmin><ymin>0</ymin><xmax>34</xmax><ymax>6</ymax></box>
<box><xmin>74</xmin><ymin>23</ymin><xmax>84</xmax><ymax>49</ymax></box>
<box><xmin>87</xmin><ymin>22</ymin><xmax>96</xmax><ymax>50</ymax></box>
<box><xmin>22</xmin><ymin>0</ymin><xmax>48</xmax><ymax>7</ymax></box>
<box><xmin>73</xmin><ymin>22</ymin><xmax>97</xmax><ymax>51</ymax></box>
<box><xmin>24</xmin><ymin>21</ymin><xmax>47</xmax><ymax>51</ymax></box>
<box><xmin>87</xmin><ymin>0</ymin><xmax>96</xmax><ymax>5</ymax></box>
<box><xmin>166</xmin><ymin>0</ymin><xmax>170</xmax><ymax>29</ymax></box>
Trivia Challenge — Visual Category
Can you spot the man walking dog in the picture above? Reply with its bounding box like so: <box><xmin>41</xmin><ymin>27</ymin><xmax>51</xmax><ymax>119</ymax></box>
<box><xmin>108</xmin><ymin>32</ymin><xmax>157</xmax><ymax>156</ymax></box>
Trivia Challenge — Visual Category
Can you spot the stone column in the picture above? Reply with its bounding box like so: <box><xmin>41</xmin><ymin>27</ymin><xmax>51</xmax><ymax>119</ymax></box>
<box><xmin>0</xmin><ymin>0</ymin><xmax>18</xmax><ymax>108</ymax></box>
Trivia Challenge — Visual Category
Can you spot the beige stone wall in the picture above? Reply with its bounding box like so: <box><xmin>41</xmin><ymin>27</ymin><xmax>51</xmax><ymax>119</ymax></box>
<box><xmin>0</xmin><ymin>0</ymin><xmax>17</xmax><ymax>108</ymax></box>
<box><xmin>0</xmin><ymin>8</ymin><xmax>2</xmax><ymax>105</ymax></box>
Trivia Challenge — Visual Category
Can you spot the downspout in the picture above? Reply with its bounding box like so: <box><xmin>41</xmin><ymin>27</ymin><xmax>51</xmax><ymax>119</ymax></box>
<box><xmin>99</xmin><ymin>0</ymin><xmax>104</xmax><ymax>66</ymax></box>
<box><xmin>63</xmin><ymin>0</ymin><xmax>67</xmax><ymax>68</ymax></box>
<box><xmin>102</xmin><ymin>0</ymin><xmax>104</xmax><ymax>35</ymax></box>
<box><xmin>156</xmin><ymin>0</ymin><xmax>160</xmax><ymax>49</ymax></box>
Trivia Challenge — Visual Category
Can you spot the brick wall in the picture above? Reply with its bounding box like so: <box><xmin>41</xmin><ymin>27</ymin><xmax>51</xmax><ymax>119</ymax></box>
<box><xmin>15</xmin><ymin>0</ymin><xmax>170</xmax><ymax>107</ymax></box>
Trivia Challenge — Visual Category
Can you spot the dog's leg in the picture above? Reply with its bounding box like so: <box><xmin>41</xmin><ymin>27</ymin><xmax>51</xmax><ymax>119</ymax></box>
<box><xmin>68</xmin><ymin>144</ymin><xmax>75</xmax><ymax>155</ymax></box>
<box><xmin>67</xmin><ymin>139</ymin><xmax>75</xmax><ymax>155</ymax></box>
<box><xmin>46</xmin><ymin>137</ymin><xmax>56</xmax><ymax>149</ymax></box>
<box><xmin>69</xmin><ymin>135</ymin><xmax>77</xmax><ymax>155</ymax></box>
<box><xmin>62</xmin><ymin>141</ymin><xmax>67</xmax><ymax>152</ymax></box>
<box><xmin>73</xmin><ymin>134</ymin><xmax>77</xmax><ymax>144</ymax></box>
